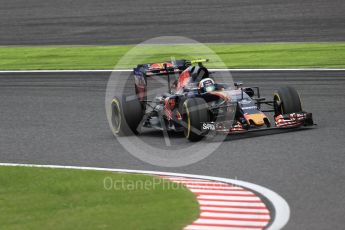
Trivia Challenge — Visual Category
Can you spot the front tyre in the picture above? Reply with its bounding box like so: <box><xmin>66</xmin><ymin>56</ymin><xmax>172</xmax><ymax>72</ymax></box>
<box><xmin>111</xmin><ymin>95</ymin><xmax>144</xmax><ymax>136</ymax></box>
<box><xmin>182</xmin><ymin>98</ymin><xmax>209</xmax><ymax>142</ymax></box>
<box><xmin>274</xmin><ymin>86</ymin><xmax>302</xmax><ymax>115</ymax></box>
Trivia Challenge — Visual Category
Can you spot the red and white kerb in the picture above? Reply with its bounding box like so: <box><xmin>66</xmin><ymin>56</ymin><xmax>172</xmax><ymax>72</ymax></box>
<box><xmin>161</xmin><ymin>176</ymin><xmax>271</xmax><ymax>230</ymax></box>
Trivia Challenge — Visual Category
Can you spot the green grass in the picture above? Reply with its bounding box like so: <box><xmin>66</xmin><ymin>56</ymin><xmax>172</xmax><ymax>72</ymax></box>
<box><xmin>0</xmin><ymin>166</ymin><xmax>199</xmax><ymax>230</ymax></box>
<box><xmin>0</xmin><ymin>42</ymin><xmax>344</xmax><ymax>70</ymax></box>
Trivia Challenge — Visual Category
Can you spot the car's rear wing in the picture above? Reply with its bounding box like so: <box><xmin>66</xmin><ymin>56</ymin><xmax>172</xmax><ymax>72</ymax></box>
<box><xmin>133</xmin><ymin>59</ymin><xmax>191</xmax><ymax>77</ymax></box>
<box><xmin>133</xmin><ymin>59</ymin><xmax>208</xmax><ymax>101</ymax></box>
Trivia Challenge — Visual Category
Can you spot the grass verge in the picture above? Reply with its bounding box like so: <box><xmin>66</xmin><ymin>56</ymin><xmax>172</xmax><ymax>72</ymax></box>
<box><xmin>0</xmin><ymin>42</ymin><xmax>344</xmax><ymax>70</ymax></box>
<box><xmin>0</xmin><ymin>166</ymin><xmax>199</xmax><ymax>230</ymax></box>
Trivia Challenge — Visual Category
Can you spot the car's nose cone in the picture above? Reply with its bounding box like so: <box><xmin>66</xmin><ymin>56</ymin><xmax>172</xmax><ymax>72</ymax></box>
<box><xmin>244</xmin><ymin>113</ymin><xmax>267</xmax><ymax>126</ymax></box>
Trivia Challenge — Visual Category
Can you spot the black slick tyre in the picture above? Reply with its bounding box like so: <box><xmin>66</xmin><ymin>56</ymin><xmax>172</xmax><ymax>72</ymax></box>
<box><xmin>182</xmin><ymin>97</ymin><xmax>209</xmax><ymax>142</ymax></box>
<box><xmin>110</xmin><ymin>95</ymin><xmax>144</xmax><ymax>136</ymax></box>
<box><xmin>274</xmin><ymin>86</ymin><xmax>302</xmax><ymax>115</ymax></box>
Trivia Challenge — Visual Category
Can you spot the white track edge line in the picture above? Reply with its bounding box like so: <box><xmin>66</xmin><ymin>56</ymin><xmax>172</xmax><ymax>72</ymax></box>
<box><xmin>0</xmin><ymin>68</ymin><xmax>344</xmax><ymax>73</ymax></box>
<box><xmin>0</xmin><ymin>162</ymin><xmax>290</xmax><ymax>230</ymax></box>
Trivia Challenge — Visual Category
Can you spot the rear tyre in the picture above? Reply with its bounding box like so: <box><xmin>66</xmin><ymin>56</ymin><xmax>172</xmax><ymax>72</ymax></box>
<box><xmin>273</xmin><ymin>86</ymin><xmax>302</xmax><ymax>115</ymax></box>
<box><xmin>182</xmin><ymin>98</ymin><xmax>209</xmax><ymax>142</ymax></box>
<box><xmin>110</xmin><ymin>95</ymin><xmax>144</xmax><ymax>136</ymax></box>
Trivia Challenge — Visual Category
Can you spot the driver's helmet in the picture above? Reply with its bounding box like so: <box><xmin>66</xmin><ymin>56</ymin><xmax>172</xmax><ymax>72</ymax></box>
<box><xmin>198</xmin><ymin>78</ymin><xmax>216</xmax><ymax>93</ymax></box>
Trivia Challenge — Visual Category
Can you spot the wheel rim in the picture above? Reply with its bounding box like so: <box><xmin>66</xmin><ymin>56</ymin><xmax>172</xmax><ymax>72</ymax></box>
<box><xmin>273</xmin><ymin>93</ymin><xmax>283</xmax><ymax>115</ymax></box>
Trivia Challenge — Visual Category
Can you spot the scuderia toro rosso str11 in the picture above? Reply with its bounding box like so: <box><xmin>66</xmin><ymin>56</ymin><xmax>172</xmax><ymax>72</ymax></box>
<box><xmin>110</xmin><ymin>59</ymin><xmax>314</xmax><ymax>141</ymax></box>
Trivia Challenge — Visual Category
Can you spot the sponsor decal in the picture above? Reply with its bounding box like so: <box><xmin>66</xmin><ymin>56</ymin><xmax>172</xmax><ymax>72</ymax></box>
<box><xmin>202</xmin><ymin>123</ymin><xmax>216</xmax><ymax>131</ymax></box>
<box><xmin>242</xmin><ymin>106</ymin><xmax>257</xmax><ymax>110</ymax></box>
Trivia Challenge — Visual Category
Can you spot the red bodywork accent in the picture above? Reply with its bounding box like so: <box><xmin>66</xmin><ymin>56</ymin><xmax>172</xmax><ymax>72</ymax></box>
<box><xmin>163</xmin><ymin>107</ymin><xmax>173</xmax><ymax>120</ymax></box>
<box><xmin>275</xmin><ymin>113</ymin><xmax>306</xmax><ymax>128</ymax></box>
<box><xmin>144</xmin><ymin>62</ymin><xmax>181</xmax><ymax>76</ymax></box>
<box><xmin>164</xmin><ymin>98</ymin><xmax>176</xmax><ymax>110</ymax></box>
<box><xmin>164</xmin><ymin>98</ymin><xmax>176</xmax><ymax>120</ymax></box>
<box><xmin>230</xmin><ymin>121</ymin><xmax>246</xmax><ymax>132</ymax></box>
<box><xmin>176</xmin><ymin>68</ymin><xmax>191</xmax><ymax>92</ymax></box>
<box><xmin>149</xmin><ymin>62</ymin><xmax>174</xmax><ymax>70</ymax></box>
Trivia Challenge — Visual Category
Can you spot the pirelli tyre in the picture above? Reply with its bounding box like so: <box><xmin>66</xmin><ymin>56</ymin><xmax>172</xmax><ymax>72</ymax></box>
<box><xmin>110</xmin><ymin>95</ymin><xmax>144</xmax><ymax>136</ymax></box>
<box><xmin>273</xmin><ymin>86</ymin><xmax>302</xmax><ymax>115</ymax></box>
<box><xmin>182</xmin><ymin>97</ymin><xmax>210</xmax><ymax>142</ymax></box>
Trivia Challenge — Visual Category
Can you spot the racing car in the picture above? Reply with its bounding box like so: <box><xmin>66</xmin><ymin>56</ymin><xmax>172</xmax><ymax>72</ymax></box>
<box><xmin>110</xmin><ymin>59</ymin><xmax>314</xmax><ymax>141</ymax></box>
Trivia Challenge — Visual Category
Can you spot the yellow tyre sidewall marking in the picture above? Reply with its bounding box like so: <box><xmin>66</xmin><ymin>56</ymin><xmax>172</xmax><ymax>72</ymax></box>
<box><xmin>111</xmin><ymin>98</ymin><xmax>121</xmax><ymax>134</ymax></box>
<box><xmin>274</xmin><ymin>93</ymin><xmax>284</xmax><ymax>114</ymax></box>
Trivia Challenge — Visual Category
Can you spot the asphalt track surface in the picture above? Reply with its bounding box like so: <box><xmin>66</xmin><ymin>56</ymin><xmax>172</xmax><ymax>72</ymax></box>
<box><xmin>1</xmin><ymin>0</ymin><xmax>345</xmax><ymax>45</ymax></box>
<box><xmin>0</xmin><ymin>71</ymin><xmax>345</xmax><ymax>229</ymax></box>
